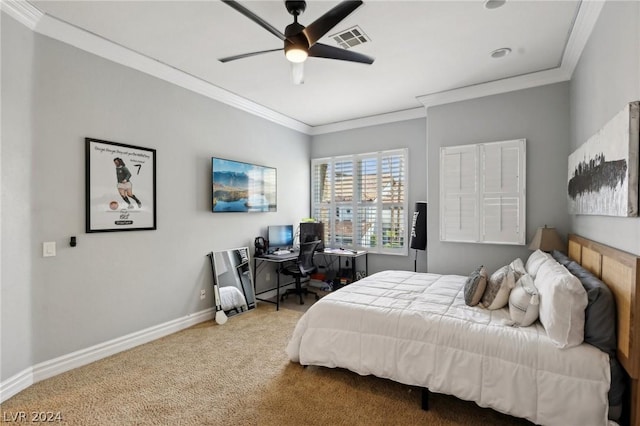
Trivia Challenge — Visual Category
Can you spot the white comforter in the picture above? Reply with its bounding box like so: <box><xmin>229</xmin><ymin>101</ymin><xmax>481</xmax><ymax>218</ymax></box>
<box><xmin>286</xmin><ymin>270</ymin><xmax>611</xmax><ymax>425</ymax></box>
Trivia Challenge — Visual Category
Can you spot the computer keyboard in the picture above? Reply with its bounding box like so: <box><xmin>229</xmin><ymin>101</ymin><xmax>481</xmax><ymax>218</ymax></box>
<box><xmin>273</xmin><ymin>250</ymin><xmax>291</xmax><ymax>255</ymax></box>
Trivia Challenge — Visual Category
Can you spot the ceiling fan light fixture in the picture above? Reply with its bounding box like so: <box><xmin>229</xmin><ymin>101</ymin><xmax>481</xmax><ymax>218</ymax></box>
<box><xmin>285</xmin><ymin>46</ymin><xmax>308</xmax><ymax>63</ymax></box>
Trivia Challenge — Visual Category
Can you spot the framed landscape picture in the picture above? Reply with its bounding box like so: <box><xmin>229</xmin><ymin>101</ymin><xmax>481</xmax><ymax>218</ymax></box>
<box><xmin>211</xmin><ymin>157</ymin><xmax>277</xmax><ymax>212</ymax></box>
<box><xmin>86</xmin><ymin>138</ymin><xmax>157</xmax><ymax>232</ymax></box>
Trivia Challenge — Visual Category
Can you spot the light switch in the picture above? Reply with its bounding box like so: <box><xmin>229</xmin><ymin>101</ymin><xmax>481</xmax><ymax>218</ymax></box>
<box><xmin>43</xmin><ymin>241</ymin><xmax>56</xmax><ymax>257</ymax></box>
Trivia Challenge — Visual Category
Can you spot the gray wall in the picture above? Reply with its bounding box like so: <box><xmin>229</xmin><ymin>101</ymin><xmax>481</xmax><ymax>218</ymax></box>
<box><xmin>1</xmin><ymin>15</ymin><xmax>36</xmax><ymax>382</ymax></box>
<box><xmin>426</xmin><ymin>82</ymin><xmax>570</xmax><ymax>275</ymax></box>
<box><xmin>311</xmin><ymin>118</ymin><xmax>427</xmax><ymax>274</ymax></box>
<box><xmin>569</xmin><ymin>1</ymin><xmax>640</xmax><ymax>255</ymax></box>
<box><xmin>1</xmin><ymin>13</ymin><xmax>310</xmax><ymax>381</ymax></box>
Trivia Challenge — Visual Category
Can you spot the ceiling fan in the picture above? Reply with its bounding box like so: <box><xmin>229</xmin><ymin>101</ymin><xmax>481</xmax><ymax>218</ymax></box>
<box><xmin>219</xmin><ymin>0</ymin><xmax>375</xmax><ymax>84</ymax></box>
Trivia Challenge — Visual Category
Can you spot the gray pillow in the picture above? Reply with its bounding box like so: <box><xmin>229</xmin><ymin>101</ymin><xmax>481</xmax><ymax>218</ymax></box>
<box><xmin>564</xmin><ymin>260</ymin><xmax>624</xmax><ymax>408</ymax></box>
<box><xmin>464</xmin><ymin>266</ymin><xmax>487</xmax><ymax>306</ymax></box>
<box><xmin>550</xmin><ymin>250</ymin><xmax>572</xmax><ymax>267</ymax></box>
<box><xmin>564</xmin><ymin>261</ymin><xmax>616</xmax><ymax>355</ymax></box>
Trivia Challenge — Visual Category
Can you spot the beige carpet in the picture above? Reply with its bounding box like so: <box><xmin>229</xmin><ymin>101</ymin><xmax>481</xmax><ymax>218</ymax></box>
<box><xmin>1</xmin><ymin>302</ymin><xmax>530</xmax><ymax>425</ymax></box>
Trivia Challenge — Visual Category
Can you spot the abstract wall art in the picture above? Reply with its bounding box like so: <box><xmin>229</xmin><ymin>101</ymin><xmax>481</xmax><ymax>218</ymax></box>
<box><xmin>568</xmin><ymin>101</ymin><xmax>639</xmax><ymax>217</ymax></box>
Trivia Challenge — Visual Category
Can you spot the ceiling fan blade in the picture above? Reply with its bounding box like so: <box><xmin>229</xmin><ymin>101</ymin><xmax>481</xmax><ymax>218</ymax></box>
<box><xmin>308</xmin><ymin>43</ymin><xmax>374</xmax><ymax>64</ymax></box>
<box><xmin>291</xmin><ymin>62</ymin><xmax>304</xmax><ymax>85</ymax></box>
<box><xmin>219</xmin><ymin>48</ymin><xmax>283</xmax><ymax>63</ymax></box>
<box><xmin>222</xmin><ymin>0</ymin><xmax>287</xmax><ymax>41</ymax></box>
<box><xmin>302</xmin><ymin>0</ymin><xmax>363</xmax><ymax>46</ymax></box>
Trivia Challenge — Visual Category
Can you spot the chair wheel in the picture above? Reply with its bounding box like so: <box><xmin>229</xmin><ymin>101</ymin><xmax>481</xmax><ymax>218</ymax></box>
<box><xmin>299</xmin><ymin>300</ymin><xmax>305</xmax><ymax>305</ymax></box>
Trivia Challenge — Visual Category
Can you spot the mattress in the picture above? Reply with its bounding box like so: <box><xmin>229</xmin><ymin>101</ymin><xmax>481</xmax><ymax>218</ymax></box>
<box><xmin>286</xmin><ymin>270</ymin><xmax>611</xmax><ymax>425</ymax></box>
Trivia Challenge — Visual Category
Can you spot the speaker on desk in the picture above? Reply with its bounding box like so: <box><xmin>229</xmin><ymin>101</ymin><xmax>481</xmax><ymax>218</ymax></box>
<box><xmin>300</xmin><ymin>222</ymin><xmax>324</xmax><ymax>251</ymax></box>
<box><xmin>409</xmin><ymin>202</ymin><xmax>427</xmax><ymax>272</ymax></box>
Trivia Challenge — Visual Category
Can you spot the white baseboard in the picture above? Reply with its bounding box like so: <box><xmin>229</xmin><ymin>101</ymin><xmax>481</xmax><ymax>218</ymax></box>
<box><xmin>0</xmin><ymin>307</ymin><xmax>214</xmax><ymax>403</ymax></box>
<box><xmin>0</xmin><ymin>368</ymin><xmax>34</xmax><ymax>404</ymax></box>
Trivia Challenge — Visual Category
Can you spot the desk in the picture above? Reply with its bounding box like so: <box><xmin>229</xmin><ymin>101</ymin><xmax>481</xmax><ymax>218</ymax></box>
<box><xmin>253</xmin><ymin>249</ymin><xmax>369</xmax><ymax>310</ymax></box>
<box><xmin>253</xmin><ymin>253</ymin><xmax>298</xmax><ymax>311</ymax></box>
<box><xmin>317</xmin><ymin>249</ymin><xmax>368</xmax><ymax>284</ymax></box>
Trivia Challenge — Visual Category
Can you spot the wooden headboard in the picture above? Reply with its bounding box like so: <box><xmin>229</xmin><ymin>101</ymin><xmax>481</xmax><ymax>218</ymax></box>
<box><xmin>568</xmin><ymin>234</ymin><xmax>640</xmax><ymax>426</ymax></box>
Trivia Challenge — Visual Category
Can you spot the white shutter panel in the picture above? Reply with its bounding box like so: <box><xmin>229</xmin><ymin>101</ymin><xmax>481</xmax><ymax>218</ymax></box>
<box><xmin>440</xmin><ymin>146</ymin><xmax>479</xmax><ymax>242</ymax></box>
<box><xmin>481</xmin><ymin>140</ymin><xmax>526</xmax><ymax>244</ymax></box>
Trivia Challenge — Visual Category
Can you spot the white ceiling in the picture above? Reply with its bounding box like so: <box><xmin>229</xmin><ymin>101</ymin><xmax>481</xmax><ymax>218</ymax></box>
<box><xmin>18</xmin><ymin>1</ymin><xmax>594</xmax><ymax>130</ymax></box>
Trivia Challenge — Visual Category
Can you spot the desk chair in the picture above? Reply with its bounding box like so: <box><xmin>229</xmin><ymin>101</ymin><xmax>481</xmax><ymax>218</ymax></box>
<box><xmin>281</xmin><ymin>240</ymin><xmax>321</xmax><ymax>305</ymax></box>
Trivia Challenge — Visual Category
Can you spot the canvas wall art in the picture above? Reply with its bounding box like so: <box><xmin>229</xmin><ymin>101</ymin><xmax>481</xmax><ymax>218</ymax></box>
<box><xmin>568</xmin><ymin>101</ymin><xmax>639</xmax><ymax>217</ymax></box>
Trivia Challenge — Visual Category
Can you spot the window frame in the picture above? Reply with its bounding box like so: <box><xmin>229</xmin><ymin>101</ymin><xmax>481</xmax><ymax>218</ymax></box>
<box><xmin>311</xmin><ymin>148</ymin><xmax>409</xmax><ymax>256</ymax></box>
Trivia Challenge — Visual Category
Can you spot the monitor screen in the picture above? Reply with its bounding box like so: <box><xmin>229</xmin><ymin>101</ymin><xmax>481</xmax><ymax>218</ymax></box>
<box><xmin>268</xmin><ymin>225</ymin><xmax>294</xmax><ymax>250</ymax></box>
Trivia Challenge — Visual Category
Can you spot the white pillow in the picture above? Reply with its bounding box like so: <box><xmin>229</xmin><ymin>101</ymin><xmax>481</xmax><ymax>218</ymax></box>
<box><xmin>508</xmin><ymin>274</ymin><xmax>539</xmax><ymax>327</ymax></box>
<box><xmin>509</xmin><ymin>258</ymin><xmax>526</xmax><ymax>280</ymax></box>
<box><xmin>481</xmin><ymin>265</ymin><xmax>516</xmax><ymax>310</ymax></box>
<box><xmin>534</xmin><ymin>258</ymin><xmax>588</xmax><ymax>348</ymax></box>
<box><xmin>525</xmin><ymin>250</ymin><xmax>553</xmax><ymax>278</ymax></box>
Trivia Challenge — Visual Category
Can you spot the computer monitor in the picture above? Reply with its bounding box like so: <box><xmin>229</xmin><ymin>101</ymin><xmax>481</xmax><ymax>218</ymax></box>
<box><xmin>267</xmin><ymin>225</ymin><xmax>294</xmax><ymax>251</ymax></box>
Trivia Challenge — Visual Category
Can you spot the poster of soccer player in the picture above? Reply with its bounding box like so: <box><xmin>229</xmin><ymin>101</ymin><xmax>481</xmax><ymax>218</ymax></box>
<box><xmin>86</xmin><ymin>138</ymin><xmax>156</xmax><ymax>232</ymax></box>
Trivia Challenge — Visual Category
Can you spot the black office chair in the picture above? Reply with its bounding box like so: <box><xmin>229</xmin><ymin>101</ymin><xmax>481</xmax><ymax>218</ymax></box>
<box><xmin>281</xmin><ymin>240</ymin><xmax>321</xmax><ymax>305</ymax></box>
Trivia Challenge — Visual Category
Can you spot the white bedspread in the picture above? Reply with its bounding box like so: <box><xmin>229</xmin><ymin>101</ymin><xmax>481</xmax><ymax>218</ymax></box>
<box><xmin>286</xmin><ymin>270</ymin><xmax>611</xmax><ymax>425</ymax></box>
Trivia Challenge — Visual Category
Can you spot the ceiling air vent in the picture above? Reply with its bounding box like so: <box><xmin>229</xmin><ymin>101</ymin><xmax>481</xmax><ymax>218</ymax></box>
<box><xmin>330</xmin><ymin>26</ymin><xmax>370</xmax><ymax>49</ymax></box>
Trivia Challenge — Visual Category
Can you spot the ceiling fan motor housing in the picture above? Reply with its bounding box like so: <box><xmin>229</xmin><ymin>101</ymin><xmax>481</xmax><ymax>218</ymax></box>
<box><xmin>285</xmin><ymin>1</ymin><xmax>307</xmax><ymax>17</ymax></box>
<box><xmin>284</xmin><ymin>21</ymin><xmax>309</xmax><ymax>61</ymax></box>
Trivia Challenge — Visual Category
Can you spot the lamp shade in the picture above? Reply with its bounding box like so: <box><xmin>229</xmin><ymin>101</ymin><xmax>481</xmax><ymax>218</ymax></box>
<box><xmin>528</xmin><ymin>226</ymin><xmax>565</xmax><ymax>252</ymax></box>
<box><xmin>410</xmin><ymin>202</ymin><xmax>427</xmax><ymax>250</ymax></box>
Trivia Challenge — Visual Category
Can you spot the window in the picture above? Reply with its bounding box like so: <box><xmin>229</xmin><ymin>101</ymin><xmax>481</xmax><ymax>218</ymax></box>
<box><xmin>440</xmin><ymin>139</ymin><xmax>526</xmax><ymax>245</ymax></box>
<box><xmin>311</xmin><ymin>149</ymin><xmax>408</xmax><ymax>255</ymax></box>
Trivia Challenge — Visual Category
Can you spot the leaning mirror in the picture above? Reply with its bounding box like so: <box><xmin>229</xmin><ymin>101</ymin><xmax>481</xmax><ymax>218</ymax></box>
<box><xmin>211</xmin><ymin>247</ymin><xmax>256</xmax><ymax>316</ymax></box>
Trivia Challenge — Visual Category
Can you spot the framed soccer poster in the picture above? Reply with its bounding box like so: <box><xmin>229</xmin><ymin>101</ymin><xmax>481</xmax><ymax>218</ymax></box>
<box><xmin>85</xmin><ymin>138</ymin><xmax>157</xmax><ymax>232</ymax></box>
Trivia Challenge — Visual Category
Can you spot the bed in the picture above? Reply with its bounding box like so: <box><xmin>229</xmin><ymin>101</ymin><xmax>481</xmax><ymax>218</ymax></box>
<box><xmin>286</xmin><ymin>235</ymin><xmax>640</xmax><ymax>425</ymax></box>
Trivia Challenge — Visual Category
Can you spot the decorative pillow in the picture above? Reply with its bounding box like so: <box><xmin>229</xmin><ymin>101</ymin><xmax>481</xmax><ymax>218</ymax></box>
<box><xmin>509</xmin><ymin>258</ymin><xmax>526</xmax><ymax>281</ymax></box>
<box><xmin>534</xmin><ymin>258</ymin><xmax>588</xmax><ymax>348</ymax></box>
<box><xmin>464</xmin><ymin>266</ymin><xmax>488</xmax><ymax>306</ymax></box>
<box><xmin>525</xmin><ymin>249</ymin><xmax>553</xmax><ymax>278</ymax></box>
<box><xmin>563</xmin><ymin>260</ymin><xmax>625</xmax><ymax>408</ymax></box>
<box><xmin>508</xmin><ymin>274</ymin><xmax>539</xmax><ymax>326</ymax></box>
<box><xmin>550</xmin><ymin>250</ymin><xmax>571</xmax><ymax>267</ymax></box>
<box><xmin>564</xmin><ymin>260</ymin><xmax>616</xmax><ymax>355</ymax></box>
<box><xmin>481</xmin><ymin>265</ymin><xmax>515</xmax><ymax>309</ymax></box>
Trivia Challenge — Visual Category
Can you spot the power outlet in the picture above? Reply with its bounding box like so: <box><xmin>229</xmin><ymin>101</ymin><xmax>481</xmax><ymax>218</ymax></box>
<box><xmin>200</xmin><ymin>289</ymin><xmax>206</xmax><ymax>300</ymax></box>
<box><xmin>266</xmin><ymin>272</ymin><xmax>271</xmax><ymax>282</ymax></box>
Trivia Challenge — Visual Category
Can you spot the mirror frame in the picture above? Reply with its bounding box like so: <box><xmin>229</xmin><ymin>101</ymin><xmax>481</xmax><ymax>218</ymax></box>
<box><xmin>211</xmin><ymin>246</ymin><xmax>256</xmax><ymax>316</ymax></box>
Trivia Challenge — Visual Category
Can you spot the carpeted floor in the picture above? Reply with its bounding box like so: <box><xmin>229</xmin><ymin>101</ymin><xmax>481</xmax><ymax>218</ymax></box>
<box><xmin>1</xmin><ymin>300</ymin><xmax>530</xmax><ymax>425</ymax></box>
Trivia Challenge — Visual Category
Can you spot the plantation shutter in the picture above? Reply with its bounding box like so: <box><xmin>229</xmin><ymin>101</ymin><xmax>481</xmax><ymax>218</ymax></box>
<box><xmin>440</xmin><ymin>139</ymin><xmax>526</xmax><ymax>245</ymax></box>
<box><xmin>311</xmin><ymin>149</ymin><xmax>408</xmax><ymax>255</ymax></box>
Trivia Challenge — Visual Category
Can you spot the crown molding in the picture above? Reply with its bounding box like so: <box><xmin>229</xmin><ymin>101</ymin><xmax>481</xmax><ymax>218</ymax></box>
<box><xmin>1</xmin><ymin>0</ymin><xmax>42</xmax><ymax>29</ymax></box>
<box><xmin>24</xmin><ymin>8</ymin><xmax>312</xmax><ymax>134</ymax></box>
<box><xmin>310</xmin><ymin>107</ymin><xmax>426</xmax><ymax>135</ymax></box>
<box><xmin>417</xmin><ymin>67</ymin><xmax>571</xmax><ymax>110</ymax></box>
<box><xmin>417</xmin><ymin>0</ymin><xmax>603</xmax><ymax>110</ymax></box>
<box><xmin>5</xmin><ymin>0</ymin><xmax>603</xmax><ymax>134</ymax></box>
<box><xmin>561</xmin><ymin>0</ymin><xmax>606</xmax><ymax>77</ymax></box>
